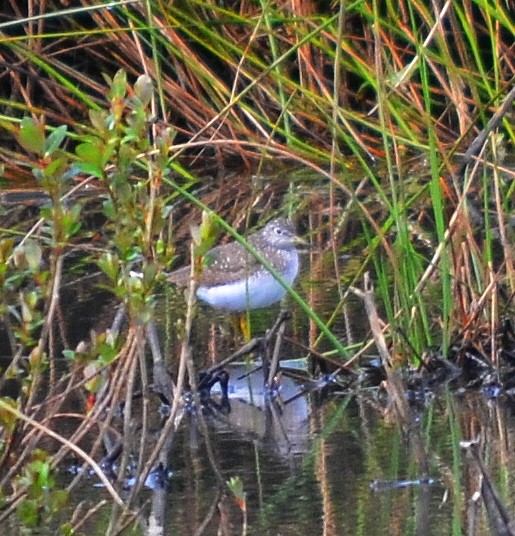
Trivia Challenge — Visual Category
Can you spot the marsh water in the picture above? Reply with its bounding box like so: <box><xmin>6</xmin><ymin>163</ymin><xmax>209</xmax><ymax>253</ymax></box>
<box><xmin>1</xmin><ymin>175</ymin><xmax>514</xmax><ymax>536</ymax></box>
<box><xmin>15</xmin><ymin>257</ymin><xmax>515</xmax><ymax>536</ymax></box>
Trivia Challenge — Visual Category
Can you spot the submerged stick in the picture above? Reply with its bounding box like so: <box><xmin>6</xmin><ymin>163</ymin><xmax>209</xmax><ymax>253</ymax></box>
<box><xmin>461</xmin><ymin>439</ymin><xmax>515</xmax><ymax>536</ymax></box>
<box><xmin>351</xmin><ymin>273</ymin><xmax>429</xmax><ymax>474</ymax></box>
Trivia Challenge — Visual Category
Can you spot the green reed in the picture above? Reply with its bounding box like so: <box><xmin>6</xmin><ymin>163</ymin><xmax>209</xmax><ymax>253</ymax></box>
<box><xmin>0</xmin><ymin>0</ymin><xmax>513</xmax><ymax>359</ymax></box>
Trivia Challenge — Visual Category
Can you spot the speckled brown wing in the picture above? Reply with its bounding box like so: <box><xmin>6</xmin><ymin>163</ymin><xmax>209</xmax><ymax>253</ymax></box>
<box><xmin>167</xmin><ymin>238</ymin><xmax>262</xmax><ymax>288</ymax></box>
<box><xmin>195</xmin><ymin>239</ymin><xmax>262</xmax><ymax>287</ymax></box>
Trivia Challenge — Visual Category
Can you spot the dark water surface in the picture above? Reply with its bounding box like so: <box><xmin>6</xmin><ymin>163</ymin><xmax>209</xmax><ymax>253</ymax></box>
<box><xmin>2</xmin><ymin>182</ymin><xmax>514</xmax><ymax>535</ymax></box>
<box><xmin>47</xmin><ymin>269</ymin><xmax>515</xmax><ymax>536</ymax></box>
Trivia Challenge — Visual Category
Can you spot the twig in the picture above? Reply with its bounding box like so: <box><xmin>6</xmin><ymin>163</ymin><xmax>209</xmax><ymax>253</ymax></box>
<box><xmin>0</xmin><ymin>399</ymin><xmax>126</xmax><ymax>518</ymax></box>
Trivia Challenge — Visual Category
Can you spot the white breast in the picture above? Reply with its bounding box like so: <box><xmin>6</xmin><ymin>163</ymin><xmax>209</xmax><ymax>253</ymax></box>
<box><xmin>196</xmin><ymin>254</ymin><xmax>299</xmax><ymax>312</ymax></box>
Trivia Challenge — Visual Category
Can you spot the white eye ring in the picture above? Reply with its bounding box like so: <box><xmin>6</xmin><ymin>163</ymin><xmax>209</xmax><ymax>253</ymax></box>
<box><xmin>274</xmin><ymin>227</ymin><xmax>283</xmax><ymax>235</ymax></box>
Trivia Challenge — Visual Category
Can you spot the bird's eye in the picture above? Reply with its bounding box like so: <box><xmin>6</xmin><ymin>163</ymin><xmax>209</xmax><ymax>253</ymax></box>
<box><xmin>274</xmin><ymin>227</ymin><xmax>283</xmax><ymax>235</ymax></box>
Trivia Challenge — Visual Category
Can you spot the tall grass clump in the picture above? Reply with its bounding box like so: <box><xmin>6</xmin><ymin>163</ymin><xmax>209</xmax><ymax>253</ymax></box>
<box><xmin>0</xmin><ymin>0</ymin><xmax>512</xmax><ymax>398</ymax></box>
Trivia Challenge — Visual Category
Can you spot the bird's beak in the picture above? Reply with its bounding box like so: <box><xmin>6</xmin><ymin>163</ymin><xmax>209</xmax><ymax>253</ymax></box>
<box><xmin>294</xmin><ymin>235</ymin><xmax>310</xmax><ymax>248</ymax></box>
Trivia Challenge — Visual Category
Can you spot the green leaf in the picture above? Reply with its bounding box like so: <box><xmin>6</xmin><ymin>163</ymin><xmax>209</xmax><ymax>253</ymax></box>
<box><xmin>60</xmin><ymin>522</ymin><xmax>74</xmax><ymax>536</ymax></box>
<box><xmin>62</xmin><ymin>204</ymin><xmax>82</xmax><ymax>238</ymax></box>
<box><xmin>44</xmin><ymin>125</ymin><xmax>68</xmax><ymax>157</ymax></box>
<box><xmin>76</xmin><ymin>140</ymin><xmax>115</xmax><ymax>178</ymax></box>
<box><xmin>123</xmin><ymin>246</ymin><xmax>143</xmax><ymax>263</ymax></box>
<box><xmin>23</xmin><ymin>240</ymin><xmax>43</xmax><ymax>272</ymax></box>
<box><xmin>62</xmin><ymin>349</ymin><xmax>76</xmax><ymax>360</ymax></box>
<box><xmin>194</xmin><ymin>211</ymin><xmax>220</xmax><ymax>258</ymax></box>
<box><xmin>0</xmin><ymin>397</ymin><xmax>20</xmax><ymax>432</ymax></box>
<box><xmin>17</xmin><ymin>117</ymin><xmax>45</xmax><ymax>156</ymax></box>
<box><xmin>43</xmin><ymin>156</ymin><xmax>67</xmax><ymax>179</ymax></box>
<box><xmin>102</xmin><ymin>198</ymin><xmax>116</xmax><ymax>219</ymax></box>
<box><xmin>89</xmin><ymin>109</ymin><xmax>108</xmax><ymax>133</ymax></box>
<box><xmin>32</xmin><ymin>459</ymin><xmax>51</xmax><ymax>488</ymax></box>
<box><xmin>142</xmin><ymin>263</ymin><xmax>158</xmax><ymax>288</ymax></box>
<box><xmin>109</xmin><ymin>69</ymin><xmax>127</xmax><ymax>100</ymax></box>
<box><xmin>76</xmin><ymin>141</ymin><xmax>103</xmax><ymax>164</ymax></box>
<box><xmin>73</xmin><ymin>161</ymin><xmax>104</xmax><ymax>180</ymax></box>
<box><xmin>134</xmin><ymin>75</ymin><xmax>153</xmax><ymax>106</ymax></box>
<box><xmin>0</xmin><ymin>238</ymin><xmax>15</xmax><ymax>264</ymax></box>
<box><xmin>17</xmin><ymin>498</ymin><xmax>39</xmax><ymax>526</ymax></box>
<box><xmin>97</xmin><ymin>252</ymin><xmax>118</xmax><ymax>281</ymax></box>
<box><xmin>98</xmin><ymin>342</ymin><xmax>118</xmax><ymax>364</ymax></box>
<box><xmin>227</xmin><ymin>476</ymin><xmax>244</xmax><ymax>498</ymax></box>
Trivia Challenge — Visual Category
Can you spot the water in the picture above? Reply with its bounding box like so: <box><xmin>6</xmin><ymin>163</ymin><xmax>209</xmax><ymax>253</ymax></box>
<box><xmin>51</xmin><ymin>274</ymin><xmax>515</xmax><ymax>535</ymax></box>
<box><xmin>2</xmin><ymin>185</ymin><xmax>514</xmax><ymax>535</ymax></box>
<box><xmin>61</xmin><ymin>387</ymin><xmax>513</xmax><ymax>535</ymax></box>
